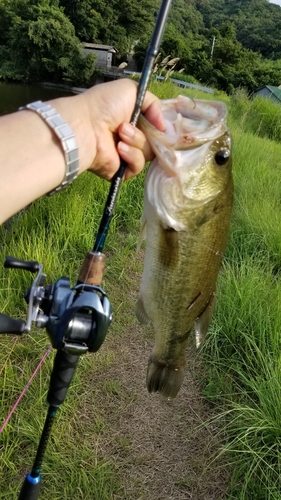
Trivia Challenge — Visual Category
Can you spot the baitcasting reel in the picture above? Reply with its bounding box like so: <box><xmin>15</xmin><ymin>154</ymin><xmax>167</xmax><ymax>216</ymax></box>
<box><xmin>0</xmin><ymin>256</ymin><xmax>112</xmax><ymax>353</ymax></box>
<box><xmin>0</xmin><ymin>254</ymin><xmax>113</xmax><ymax>499</ymax></box>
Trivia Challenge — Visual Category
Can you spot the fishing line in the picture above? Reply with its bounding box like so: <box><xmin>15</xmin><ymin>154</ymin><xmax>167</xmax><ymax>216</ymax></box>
<box><xmin>191</xmin><ymin>97</ymin><xmax>196</xmax><ymax>109</ymax></box>
<box><xmin>0</xmin><ymin>345</ymin><xmax>52</xmax><ymax>434</ymax></box>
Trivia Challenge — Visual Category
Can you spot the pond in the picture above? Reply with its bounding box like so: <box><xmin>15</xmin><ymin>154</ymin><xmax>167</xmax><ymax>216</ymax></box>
<box><xmin>0</xmin><ymin>81</ymin><xmax>73</xmax><ymax>116</ymax></box>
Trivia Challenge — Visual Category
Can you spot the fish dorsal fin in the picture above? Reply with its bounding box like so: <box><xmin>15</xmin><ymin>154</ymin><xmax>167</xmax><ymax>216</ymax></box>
<box><xmin>194</xmin><ymin>292</ymin><xmax>216</xmax><ymax>348</ymax></box>
<box><xmin>135</xmin><ymin>296</ymin><xmax>150</xmax><ymax>325</ymax></box>
<box><xmin>136</xmin><ymin>215</ymin><xmax>147</xmax><ymax>253</ymax></box>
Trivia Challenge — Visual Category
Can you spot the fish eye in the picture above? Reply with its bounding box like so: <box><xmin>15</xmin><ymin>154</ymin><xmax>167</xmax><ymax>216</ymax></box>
<box><xmin>215</xmin><ymin>148</ymin><xmax>230</xmax><ymax>166</ymax></box>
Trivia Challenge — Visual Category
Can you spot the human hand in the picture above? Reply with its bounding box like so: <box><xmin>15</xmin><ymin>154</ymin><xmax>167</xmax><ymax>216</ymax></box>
<box><xmin>76</xmin><ymin>79</ymin><xmax>165</xmax><ymax>180</ymax></box>
<box><xmin>0</xmin><ymin>79</ymin><xmax>164</xmax><ymax>223</ymax></box>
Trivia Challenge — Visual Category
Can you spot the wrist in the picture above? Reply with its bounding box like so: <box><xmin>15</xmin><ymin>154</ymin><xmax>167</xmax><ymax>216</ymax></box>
<box><xmin>47</xmin><ymin>93</ymin><xmax>97</xmax><ymax>176</ymax></box>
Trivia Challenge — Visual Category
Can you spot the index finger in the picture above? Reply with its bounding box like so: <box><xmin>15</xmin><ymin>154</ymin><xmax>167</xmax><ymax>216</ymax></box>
<box><xmin>141</xmin><ymin>92</ymin><xmax>165</xmax><ymax>132</ymax></box>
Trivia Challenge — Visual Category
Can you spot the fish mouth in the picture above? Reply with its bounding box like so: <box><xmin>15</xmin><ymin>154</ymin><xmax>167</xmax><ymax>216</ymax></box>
<box><xmin>138</xmin><ymin>96</ymin><xmax>229</xmax><ymax>177</ymax></box>
<box><xmin>139</xmin><ymin>95</ymin><xmax>231</xmax><ymax>232</ymax></box>
<box><xmin>139</xmin><ymin>95</ymin><xmax>228</xmax><ymax>145</ymax></box>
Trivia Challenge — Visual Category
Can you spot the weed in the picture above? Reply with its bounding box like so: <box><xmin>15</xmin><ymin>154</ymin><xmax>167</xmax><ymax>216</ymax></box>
<box><xmin>1</xmin><ymin>79</ymin><xmax>281</xmax><ymax>499</ymax></box>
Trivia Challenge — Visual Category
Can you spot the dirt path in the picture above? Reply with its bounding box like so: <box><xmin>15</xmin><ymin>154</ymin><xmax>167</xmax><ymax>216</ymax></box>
<box><xmin>71</xmin><ymin>246</ymin><xmax>230</xmax><ymax>499</ymax></box>
<box><xmin>83</xmin><ymin>320</ymin><xmax>229</xmax><ymax>500</ymax></box>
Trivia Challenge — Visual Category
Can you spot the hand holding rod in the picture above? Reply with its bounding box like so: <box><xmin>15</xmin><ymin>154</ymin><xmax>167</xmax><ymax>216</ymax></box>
<box><xmin>92</xmin><ymin>0</ymin><xmax>172</xmax><ymax>256</ymax></box>
<box><xmin>16</xmin><ymin>3</ymin><xmax>172</xmax><ymax>499</ymax></box>
<box><xmin>77</xmin><ymin>0</ymin><xmax>172</xmax><ymax>289</ymax></box>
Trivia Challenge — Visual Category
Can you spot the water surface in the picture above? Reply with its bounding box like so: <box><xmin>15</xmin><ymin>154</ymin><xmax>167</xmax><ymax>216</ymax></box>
<box><xmin>0</xmin><ymin>82</ymin><xmax>73</xmax><ymax>116</ymax></box>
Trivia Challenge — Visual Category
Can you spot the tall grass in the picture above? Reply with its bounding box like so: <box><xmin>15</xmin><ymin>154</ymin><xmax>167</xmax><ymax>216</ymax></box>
<box><xmin>231</xmin><ymin>88</ymin><xmax>281</xmax><ymax>143</ymax></box>
<box><xmin>1</xmin><ymin>80</ymin><xmax>281</xmax><ymax>498</ymax></box>
<box><xmin>200</xmin><ymin>90</ymin><xmax>281</xmax><ymax>499</ymax></box>
<box><xmin>0</xmin><ymin>166</ymin><xmax>145</xmax><ymax>498</ymax></box>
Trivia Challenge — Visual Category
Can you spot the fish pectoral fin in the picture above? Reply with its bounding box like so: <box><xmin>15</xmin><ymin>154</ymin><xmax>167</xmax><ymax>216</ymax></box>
<box><xmin>194</xmin><ymin>291</ymin><xmax>216</xmax><ymax>348</ymax></box>
<box><xmin>136</xmin><ymin>215</ymin><xmax>147</xmax><ymax>253</ymax></box>
<box><xmin>135</xmin><ymin>296</ymin><xmax>151</xmax><ymax>325</ymax></box>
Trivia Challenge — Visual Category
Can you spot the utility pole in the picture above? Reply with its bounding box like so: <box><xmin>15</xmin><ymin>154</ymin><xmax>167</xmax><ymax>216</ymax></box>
<box><xmin>210</xmin><ymin>36</ymin><xmax>216</xmax><ymax>59</ymax></box>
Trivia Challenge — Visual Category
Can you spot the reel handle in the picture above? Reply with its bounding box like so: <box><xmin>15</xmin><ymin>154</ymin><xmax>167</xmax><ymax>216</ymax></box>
<box><xmin>4</xmin><ymin>256</ymin><xmax>39</xmax><ymax>273</ymax></box>
<box><xmin>0</xmin><ymin>313</ymin><xmax>26</xmax><ymax>334</ymax></box>
<box><xmin>18</xmin><ymin>474</ymin><xmax>41</xmax><ymax>500</ymax></box>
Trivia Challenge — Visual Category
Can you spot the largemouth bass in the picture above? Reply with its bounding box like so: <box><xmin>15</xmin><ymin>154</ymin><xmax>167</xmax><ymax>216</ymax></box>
<box><xmin>136</xmin><ymin>95</ymin><xmax>233</xmax><ymax>399</ymax></box>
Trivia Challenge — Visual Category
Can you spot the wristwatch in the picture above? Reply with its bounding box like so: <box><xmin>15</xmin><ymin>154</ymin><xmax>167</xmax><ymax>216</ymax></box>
<box><xmin>19</xmin><ymin>100</ymin><xmax>79</xmax><ymax>195</ymax></box>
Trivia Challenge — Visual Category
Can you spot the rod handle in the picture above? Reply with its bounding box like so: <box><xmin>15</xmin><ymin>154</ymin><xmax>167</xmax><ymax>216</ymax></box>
<box><xmin>47</xmin><ymin>350</ymin><xmax>80</xmax><ymax>406</ymax></box>
<box><xmin>18</xmin><ymin>473</ymin><xmax>41</xmax><ymax>500</ymax></box>
<box><xmin>78</xmin><ymin>252</ymin><xmax>105</xmax><ymax>285</ymax></box>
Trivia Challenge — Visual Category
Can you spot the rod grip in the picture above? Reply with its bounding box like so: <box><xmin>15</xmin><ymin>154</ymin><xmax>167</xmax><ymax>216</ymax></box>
<box><xmin>47</xmin><ymin>350</ymin><xmax>79</xmax><ymax>406</ymax></box>
<box><xmin>78</xmin><ymin>252</ymin><xmax>105</xmax><ymax>285</ymax></box>
<box><xmin>18</xmin><ymin>473</ymin><xmax>41</xmax><ymax>500</ymax></box>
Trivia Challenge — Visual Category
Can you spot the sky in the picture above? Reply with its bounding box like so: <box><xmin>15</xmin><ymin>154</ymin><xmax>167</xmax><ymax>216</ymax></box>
<box><xmin>269</xmin><ymin>0</ymin><xmax>281</xmax><ymax>6</ymax></box>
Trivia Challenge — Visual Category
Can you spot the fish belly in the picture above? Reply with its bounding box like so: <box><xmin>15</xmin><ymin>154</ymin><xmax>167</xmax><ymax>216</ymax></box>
<box><xmin>137</xmin><ymin>185</ymin><xmax>232</xmax><ymax>399</ymax></box>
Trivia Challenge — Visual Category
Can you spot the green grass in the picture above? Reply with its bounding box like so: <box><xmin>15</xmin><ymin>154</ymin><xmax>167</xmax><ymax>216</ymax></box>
<box><xmin>199</xmin><ymin>90</ymin><xmax>281</xmax><ymax>499</ymax></box>
<box><xmin>230</xmin><ymin>88</ymin><xmax>281</xmax><ymax>143</ymax></box>
<box><xmin>0</xmin><ymin>168</ymin><xmax>145</xmax><ymax>498</ymax></box>
<box><xmin>1</xmin><ymin>79</ymin><xmax>281</xmax><ymax>499</ymax></box>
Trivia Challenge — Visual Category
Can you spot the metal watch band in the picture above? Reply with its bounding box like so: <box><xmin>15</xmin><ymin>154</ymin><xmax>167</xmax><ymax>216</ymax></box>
<box><xmin>19</xmin><ymin>100</ymin><xmax>79</xmax><ymax>195</ymax></box>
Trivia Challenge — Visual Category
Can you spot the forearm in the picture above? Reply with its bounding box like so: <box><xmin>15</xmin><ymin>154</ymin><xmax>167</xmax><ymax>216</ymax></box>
<box><xmin>0</xmin><ymin>79</ymin><xmax>163</xmax><ymax>224</ymax></box>
<box><xmin>0</xmin><ymin>93</ymin><xmax>94</xmax><ymax>224</ymax></box>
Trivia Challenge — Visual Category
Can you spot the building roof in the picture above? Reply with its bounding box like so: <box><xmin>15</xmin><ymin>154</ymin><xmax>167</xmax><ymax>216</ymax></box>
<box><xmin>255</xmin><ymin>85</ymin><xmax>281</xmax><ymax>101</ymax></box>
<box><xmin>83</xmin><ymin>43</ymin><xmax>118</xmax><ymax>53</ymax></box>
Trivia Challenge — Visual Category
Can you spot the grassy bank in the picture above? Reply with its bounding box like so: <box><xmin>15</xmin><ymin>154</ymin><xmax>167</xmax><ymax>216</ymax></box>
<box><xmin>201</xmin><ymin>92</ymin><xmax>281</xmax><ymax>498</ymax></box>
<box><xmin>1</xmin><ymin>80</ymin><xmax>281</xmax><ymax>498</ymax></box>
<box><xmin>0</xmin><ymin>169</ymin><xmax>147</xmax><ymax>498</ymax></box>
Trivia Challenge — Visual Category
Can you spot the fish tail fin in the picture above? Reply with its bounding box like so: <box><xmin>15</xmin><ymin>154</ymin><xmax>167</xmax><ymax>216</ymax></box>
<box><xmin>146</xmin><ymin>358</ymin><xmax>185</xmax><ymax>399</ymax></box>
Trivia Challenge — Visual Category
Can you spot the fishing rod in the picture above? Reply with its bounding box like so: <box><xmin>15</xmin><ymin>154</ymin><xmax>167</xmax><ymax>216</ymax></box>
<box><xmin>0</xmin><ymin>1</ymin><xmax>172</xmax><ymax>499</ymax></box>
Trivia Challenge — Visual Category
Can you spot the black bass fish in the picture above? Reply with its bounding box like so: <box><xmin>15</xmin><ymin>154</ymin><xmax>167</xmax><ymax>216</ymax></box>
<box><xmin>136</xmin><ymin>95</ymin><xmax>233</xmax><ymax>399</ymax></box>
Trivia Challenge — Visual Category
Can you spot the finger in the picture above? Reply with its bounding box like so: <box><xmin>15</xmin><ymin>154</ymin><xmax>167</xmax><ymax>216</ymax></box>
<box><xmin>117</xmin><ymin>142</ymin><xmax>146</xmax><ymax>180</ymax></box>
<box><xmin>118</xmin><ymin>122</ymin><xmax>154</xmax><ymax>161</ymax></box>
<box><xmin>142</xmin><ymin>92</ymin><xmax>165</xmax><ymax>131</ymax></box>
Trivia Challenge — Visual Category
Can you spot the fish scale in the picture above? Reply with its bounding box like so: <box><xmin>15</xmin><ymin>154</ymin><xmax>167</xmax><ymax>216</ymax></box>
<box><xmin>136</xmin><ymin>95</ymin><xmax>233</xmax><ymax>399</ymax></box>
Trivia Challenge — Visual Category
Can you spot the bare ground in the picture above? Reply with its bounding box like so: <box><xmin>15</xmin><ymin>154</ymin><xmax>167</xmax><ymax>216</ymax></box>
<box><xmin>76</xmin><ymin>254</ymin><xmax>231</xmax><ymax>500</ymax></box>
<box><xmin>88</xmin><ymin>330</ymin><xmax>229</xmax><ymax>500</ymax></box>
<box><xmin>76</xmin><ymin>314</ymin><xmax>229</xmax><ymax>500</ymax></box>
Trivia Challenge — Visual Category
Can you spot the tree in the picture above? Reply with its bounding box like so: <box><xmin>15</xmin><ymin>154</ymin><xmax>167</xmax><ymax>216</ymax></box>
<box><xmin>1</xmin><ymin>0</ymin><xmax>281</xmax><ymax>91</ymax></box>
<box><xmin>0</xmin><ymin>0</ymin><xmax>96</xmax><ymax>84</ymax></box>
<box><xmin>169</xmin><ymin>0</ymin><xmax>204</xmax><ymax>35</ymax></box>
<box><xmin>206</xmin><ymin>24</ymin><xmax>260</xmax><ymax>90</ymax></box>
<box><xmin>59</xmin><ymin>0</ymin><xmax>157</xmax><ymax>54</ymax></box>
<box><xmin>59</xmin><ymin>0</ymin><xmax>105</xmax><ymax>42</ymax></box>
